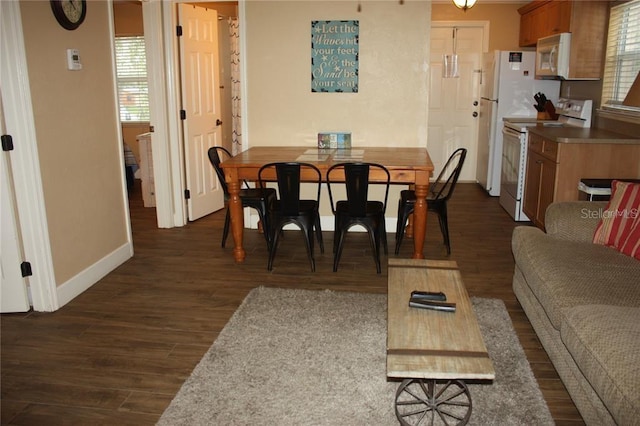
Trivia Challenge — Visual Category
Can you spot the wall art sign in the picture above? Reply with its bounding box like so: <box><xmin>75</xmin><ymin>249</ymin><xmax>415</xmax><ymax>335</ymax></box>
<box><xmin>311</xmin><ymin>20</ymin><xmax>359</xmax><ymax>93</ymax></box>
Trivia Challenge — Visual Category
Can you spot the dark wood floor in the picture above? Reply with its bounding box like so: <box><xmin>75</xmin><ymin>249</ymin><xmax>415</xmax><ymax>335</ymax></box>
<box><xmin>1</xmin><ymin>181</ymin><xmax>585</xmax><ymax>425</ymax></box>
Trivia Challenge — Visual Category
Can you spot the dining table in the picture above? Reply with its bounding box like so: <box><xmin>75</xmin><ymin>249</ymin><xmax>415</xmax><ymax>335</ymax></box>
<box><xmin>219</xmin><ymin>146</ymin><xmax>434</xmax><ymax>263</ymax></box>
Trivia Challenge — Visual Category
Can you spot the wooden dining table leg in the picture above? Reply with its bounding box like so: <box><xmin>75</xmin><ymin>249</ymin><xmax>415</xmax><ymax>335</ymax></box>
<box><xmin>404</xmin><ymin>184</ymin><xmax>416</xmax><ymax>238</ymax></box>
<box><xmin>411</xmin><ymin>179</ymin><xmax>429</xmax><ymax>259</ymax></box>
<box><xmin>226</xmin><ymin>170</ymin><xmax>246</xmax><ymax>263</ymax></box>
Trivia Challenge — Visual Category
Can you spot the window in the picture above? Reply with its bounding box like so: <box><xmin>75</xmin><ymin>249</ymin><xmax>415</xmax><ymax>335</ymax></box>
<box><xmin>601</xmin><ymin>0</ymin><xmax>640</xmax><ymax>113</ymax></box>
<box><xmin>114</xmin><ymin>36</ymin><xmax>150</xmax><ymax>122</ymax></box>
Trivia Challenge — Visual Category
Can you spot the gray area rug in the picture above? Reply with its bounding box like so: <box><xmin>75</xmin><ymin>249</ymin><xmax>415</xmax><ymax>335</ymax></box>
<box><xmin>158</xmin><ymin>287</ymin><xmax>554</xmax><ymax>425</ymax></box>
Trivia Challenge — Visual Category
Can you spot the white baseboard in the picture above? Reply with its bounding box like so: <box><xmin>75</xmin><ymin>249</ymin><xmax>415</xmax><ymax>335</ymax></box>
<box><xmin>56</xmin><ymin>242</ymin><xmax>133</xmax><ymax>308</ymax></box>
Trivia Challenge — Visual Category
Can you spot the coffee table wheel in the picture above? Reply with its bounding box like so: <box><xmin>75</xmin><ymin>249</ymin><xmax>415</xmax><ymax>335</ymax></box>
<box><xmin>395</xmin><ymin>378</ymin><xmax>472</xmax><ymax>426</ymax></box>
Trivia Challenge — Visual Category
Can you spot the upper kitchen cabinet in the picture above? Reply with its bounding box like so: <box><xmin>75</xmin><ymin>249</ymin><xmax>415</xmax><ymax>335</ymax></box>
<box><xmin>519</xmin><ymin>0</ymin><xmax>571</xmax><ymax>46</ymax></box>
<box><xmin>519</xmin><ymin>0</ymin><xmax>609</xmax><ymax>79</ymax></box>
<box><xmin>519</xmin><ymin>1</ymin><xmax>608</xmax><ymax>44</ymax></box>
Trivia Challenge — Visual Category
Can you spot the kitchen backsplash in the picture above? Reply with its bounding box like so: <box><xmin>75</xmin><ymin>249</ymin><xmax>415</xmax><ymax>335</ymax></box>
<box><xmin>560</xmin><ymin>80</ymin><xmax>640</xmax><ymax>137</ymax></box>
<box><xmin>560</xmin><ymin>80</ymin><xmax>603</xmax><ymax>109</ymax></box>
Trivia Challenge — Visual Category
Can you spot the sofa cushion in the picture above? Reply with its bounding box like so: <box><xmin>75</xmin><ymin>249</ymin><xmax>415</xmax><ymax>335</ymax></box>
<box><xmin>512</xmin><ymin>226</ymin><xmax>640</xmax><ymax>330</ymax></box>
<box><xmin>593</xmin><ymin>180</ymin><xmax>640</xmax><ymax>251</ymax></box>
<box><xmin>545</xmin><ymin>201</ymin><xmax>606</xmax><ymax>243</ymax></box>
<box><xmin>561</xmin><ymin>305</ymin><xmax>640</xmax><ymax>425</ymax></box>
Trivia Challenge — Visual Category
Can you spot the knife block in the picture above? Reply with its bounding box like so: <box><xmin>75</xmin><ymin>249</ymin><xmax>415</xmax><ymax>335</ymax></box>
<box><xmin>538</xmin><ymin>100</ymin><xmax>559</xmax><ymax>120</ymax></box>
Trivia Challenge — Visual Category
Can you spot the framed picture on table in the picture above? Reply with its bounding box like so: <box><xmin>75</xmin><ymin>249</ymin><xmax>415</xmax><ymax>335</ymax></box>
<box><xmin>318</xmin><ymin>132</ymin><xmax>351</xmax><ymax>149</ymax></box>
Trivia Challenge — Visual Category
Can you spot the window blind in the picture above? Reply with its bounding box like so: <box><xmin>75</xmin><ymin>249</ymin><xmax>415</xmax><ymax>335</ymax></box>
<box><xmin>115</xmin><ymin>36</ymin><xmax>150</xmax><ymax>122</ymax></box>
<box><xmin>601</xmin><ymin>0</ymin><xmax>640</xmax><ymax>111</ymax></box>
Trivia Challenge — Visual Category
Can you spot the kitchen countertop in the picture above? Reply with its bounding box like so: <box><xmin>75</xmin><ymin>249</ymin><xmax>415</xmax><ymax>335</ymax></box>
<box><xmin>527</xmin><ymin>125</ymin><xmax>640</xmax><ymax>144</ymax></box>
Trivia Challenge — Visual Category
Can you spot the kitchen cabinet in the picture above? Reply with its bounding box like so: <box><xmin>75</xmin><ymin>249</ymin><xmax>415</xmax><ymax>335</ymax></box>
<box><xmin>523</xmin><ymin>131</ymin><xmax>640</xmax><ymax>230</ymax></box>
<box><xmin>518</xmin><ymin>5</ymin><xmax>540</xmax><ymax>47</ymax></box>
<box><xmin>523</xmin><ymin>135</ymin><xmax>558</xmax><ymax>228</ymax></box>
<box><xmin>518</xmin><ymin>1</ymin><xmax>608</xmax><ymax>79</ymax></box>
<box><xmin>519</xmin><ymin>0</ymin><xmax>571</xmax><ymax>47</ymax></box>
<box><xmin>545</xmin><ymin>1</ymin><xmax>572</xmax><ymax>35</ymax></box>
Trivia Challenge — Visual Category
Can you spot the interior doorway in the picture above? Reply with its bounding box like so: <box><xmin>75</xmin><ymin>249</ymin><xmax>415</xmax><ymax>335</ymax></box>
<box><xmin>184</xmin><ymin>1</ymin><xmax>240</xmax><ymax>157</ymax></box>
<box><xmin>178</xmin><ymin>3</ymin><xmax>225</xmax><ymax>221</ymax></box>
<box><xmin>114</xmin><ymin>1</ymin><xmax>239</xmax><ymax>226</ymax></box>
<box><xmin>429</xmin><ymin>22</ymin><xmax>488</xmax><ymax>182</ymax></box>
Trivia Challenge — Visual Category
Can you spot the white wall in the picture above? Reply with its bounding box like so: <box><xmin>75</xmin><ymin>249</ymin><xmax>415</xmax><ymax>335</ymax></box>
<box><xmin>244</xmin><ymin>1</ymin><xmax>432</xmax><ymax>149</ymax></box>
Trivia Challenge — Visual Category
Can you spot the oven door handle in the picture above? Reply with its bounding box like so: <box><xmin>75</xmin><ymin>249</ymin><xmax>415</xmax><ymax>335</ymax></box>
<box><xmin>502</xmin><ymin>126</ymin><xmax>523</xmax><ymax>139</ymax></box>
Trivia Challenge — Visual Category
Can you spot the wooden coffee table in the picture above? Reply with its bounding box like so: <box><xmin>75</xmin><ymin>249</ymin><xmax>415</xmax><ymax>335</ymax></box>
<box><xmin>387</xmin><ymin>259</ymin><xmax>495</xmax><ymax>425</ymax></box>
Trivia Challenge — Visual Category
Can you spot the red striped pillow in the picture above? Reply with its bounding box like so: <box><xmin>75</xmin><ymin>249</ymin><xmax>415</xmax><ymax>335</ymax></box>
<box><xmin>593</xmin><ymin>180</ymin><xmax>640</xmax><ymax>255</ymax></box>
<box><xmin>619</xmin><ymin>216</ymin><xmax>640</xmax><ymax>260</ymax></box>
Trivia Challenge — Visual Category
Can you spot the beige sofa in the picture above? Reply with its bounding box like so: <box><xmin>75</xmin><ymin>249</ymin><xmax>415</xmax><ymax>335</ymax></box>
<box><xmin>511</xmin><ymin>201</ymin><xmax>640</xmax><ymax>425</ymax></box>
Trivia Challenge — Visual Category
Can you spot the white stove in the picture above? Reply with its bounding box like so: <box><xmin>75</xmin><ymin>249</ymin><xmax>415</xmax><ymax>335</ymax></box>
<box><xmin>504</xmin><ymin>98</ymin><xmax>593</xmax><ymax>132</ymax></box>
<box><xmin>500</xmin><ymin>98</ymin><xmax>593</xmax><ymax>221</ymax></box>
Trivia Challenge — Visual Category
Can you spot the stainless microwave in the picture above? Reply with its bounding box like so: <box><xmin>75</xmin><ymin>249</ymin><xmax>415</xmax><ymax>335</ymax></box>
<box><xmin>535</xmin><ymin>33</ymin><xmax>571</xmax><ymax>79</ymax></box>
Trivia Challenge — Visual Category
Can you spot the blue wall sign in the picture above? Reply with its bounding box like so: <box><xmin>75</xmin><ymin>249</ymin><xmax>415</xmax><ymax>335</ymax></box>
<box><xmin>311</xmin><ymin>20</ymin><xmax>359</xmax><ymax>93</ymax></box>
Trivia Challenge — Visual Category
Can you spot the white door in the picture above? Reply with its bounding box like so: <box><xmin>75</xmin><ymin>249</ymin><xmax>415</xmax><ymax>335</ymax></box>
<box><xmin>428</xmin><ymin>25</ymin><xmax>484</xmax><ymax>181</ymax></box>
<box><xmin>178</xmin><ymin>4</ymin><xmax>225</xmax><ymax>221</ymax></box>
<box><xmin>0</xmin><ymin>102</ymin><xmax>30</xmax><ymax>313</ymax></box>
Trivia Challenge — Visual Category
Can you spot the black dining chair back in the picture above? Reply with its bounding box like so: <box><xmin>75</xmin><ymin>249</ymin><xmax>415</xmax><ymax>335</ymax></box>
<box><xmin>394</xmin><ymin>148</ymin><xmax>467</xmax><ymax>255</ymax></box>
<box><xmin>343</xmin><ymin>163</ymin><xmax>371</xmax><ymax>217</ymax></box>
<box><xmin>208</xmin><ymin>146</ymin><xmax>231</xmax><ymax>194</ymax></box>
<box><xmin>327</xmin><ymin>162</ymin><xmax>390</xmax><ymax>273</ymax></box>
<box><xmin>207</xmin><ymin>146</ymin><xmax>276</xmax><ymax>249</ymax></box>
<box><xmin>430</xmin><ymin>147</ymin><xmax>467</xmax><ymax>203</ymax></box>
<box><xmin>274</xmin><ymin>163</ymin><xmax>304</xmax><ymax>216</ymax></box>
<box><xmin>258</xmin><ymin>162</ymin><xmax>324</xmax><ymax>272</ymax></box>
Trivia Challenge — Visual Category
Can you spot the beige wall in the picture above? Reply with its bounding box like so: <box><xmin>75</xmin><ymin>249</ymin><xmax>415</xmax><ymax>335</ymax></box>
<box><xmin>432</xmin><ymin>2</ymin><xmax>528</xmax><ymax>52</ymax></box>
<box><xmin>20</xmin><ymin>1</ymin><xmax>128</xmax><ymax>285</ymax></box>
<box><xmin>200</xmin><ymin>1</ymin><xmax>238</xmax><ymax>18</ymax></box>
<box><xmin>113</xmin><ymin>0</ymin><xmax>144</xmax><ymax>36</ymax></box>
<box><xmin>245</xmin><ymin>1</ymin><xmax>432</xmax><ymax>148</ymax></box>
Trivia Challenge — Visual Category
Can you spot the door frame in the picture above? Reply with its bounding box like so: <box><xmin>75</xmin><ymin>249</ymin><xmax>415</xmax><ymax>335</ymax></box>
<box><xmin>142</xmin><ymin>1</ymin><xmax>186</xmax><ymax>228</ymax></box>
<box><xmin>430</xmin><ymin>20</ymin><xmax>490</xmax><ymax>51</ymax></box>
<box><xmin>0</xmin><ymin>1</ymin><xmax>58</xmax><ymax>311</ymax></box>
<box><xmin>143</xmin><ymin>0</ymin><xmax>247</xmax><ymax>228</ymax></box>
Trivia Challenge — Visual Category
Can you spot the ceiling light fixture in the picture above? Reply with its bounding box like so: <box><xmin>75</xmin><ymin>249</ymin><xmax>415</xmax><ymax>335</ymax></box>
<box><xmin>452</xmin><ymin>0</ymin><xmax>477</xmax><ymax>12</ymax></box>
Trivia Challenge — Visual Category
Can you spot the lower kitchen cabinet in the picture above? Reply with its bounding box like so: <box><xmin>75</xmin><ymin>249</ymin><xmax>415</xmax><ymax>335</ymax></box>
<box><xmin>523</xmin><ymin>132</ymin><xmax>640</xmax><ymax>229</ymax></box>
<box><xmin>523</xmin><ymin>135</ymin><xmax>558</xmax><ymax>228</ymax></box>
<box><xmin>523</xmin><ymin>150</ymin><xmax>556</xmax><ymax>228</ymax></box>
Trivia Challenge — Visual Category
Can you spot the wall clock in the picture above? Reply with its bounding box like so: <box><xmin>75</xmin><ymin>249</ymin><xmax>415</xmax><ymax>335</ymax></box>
<box><xmin>50</xmin><ymin>0</ymin><xmax>86</xmax><ymax>31</ymax></box>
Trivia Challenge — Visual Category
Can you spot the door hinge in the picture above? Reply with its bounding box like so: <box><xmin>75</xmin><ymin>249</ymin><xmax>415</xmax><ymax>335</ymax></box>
<box><xmin>1</xmin><ymin>134</ymin><xmax>14</xmax><ymax>151</ymax></box>
<box><xmin>180</xmin><ymin>110</ymin><xmax>186</xmax><ymax>120</ymax></box>
<box><xmin>184</xmin><ymin>189</ymin><xmax>191</xmax><ymax>200</ymax></box>
<box><xmin>20</xmin><ymin>262</ymin><xmax>32</xmax><ymax>277</ymax></box>
<box><xmin>176</xmin><ymin>25</ymin><xmax>183</xmax><ymax>37</ymax></box>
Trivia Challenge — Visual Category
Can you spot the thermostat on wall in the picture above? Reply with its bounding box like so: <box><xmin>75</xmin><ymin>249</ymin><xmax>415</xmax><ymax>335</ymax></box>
<box><xmin>66</xmin><ymin>48</ymin><xmax>82</xmax><ymax>71</ymax></box>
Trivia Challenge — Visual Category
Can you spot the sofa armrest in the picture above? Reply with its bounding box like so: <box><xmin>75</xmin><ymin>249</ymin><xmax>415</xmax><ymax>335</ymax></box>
<box><xmin>544</xmin><ymin>201</ymin><xmax>608</xmax><ymax>242</ymax></box>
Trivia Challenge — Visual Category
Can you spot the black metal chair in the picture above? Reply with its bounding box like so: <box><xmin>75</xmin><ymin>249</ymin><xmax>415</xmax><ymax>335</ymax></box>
<box><xmin>327</xmin><ymin>162</ymin><xmax>390</xmax><ymax>274</ymax></box>
<box><xmin>207</xmin><ymin>146</ymin><xmax>276</xmax><ymax>249</ymax></box>
<box><xmin>394</xmin><ymin>148</ymin><xmax>467</xmax><ymax>255</ymax></box>
<box><xmin>258</xmin><ymin>162</ymin><xmax>324</xmax><ymax>272</ymax></box>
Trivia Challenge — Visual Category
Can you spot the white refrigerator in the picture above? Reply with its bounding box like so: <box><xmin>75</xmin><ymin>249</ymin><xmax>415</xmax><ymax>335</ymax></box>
<box><xmin>475</xmin><ymin>51</ymin><xmax>560</xmax><ymax>196</ymax></box>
